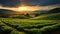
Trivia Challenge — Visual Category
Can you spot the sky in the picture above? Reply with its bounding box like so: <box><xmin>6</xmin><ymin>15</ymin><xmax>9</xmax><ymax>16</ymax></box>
<box><xmin>26</xmin><ymin>0</ymin><xmax>60</xmax><ymax>6</ymax></box>
<box><xmin>0</xmin><ymin>0</ymin><xmax>60</xmax><ymax>7</ymax></box>
<box><xmin>0</xmin><ymin>0</ymin><xmax>20</xmax><ymax>7</ymax></box>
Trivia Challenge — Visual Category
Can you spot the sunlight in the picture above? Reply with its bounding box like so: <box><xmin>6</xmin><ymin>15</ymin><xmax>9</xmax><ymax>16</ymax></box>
<box><xmin>17</xmin><ymin>6</ymin><xmax>30</xmax><ymax>11</ymax></box>
<box><xmin>0</xmin><ymin>6</ymin><xmax>40</xmax><ymax>12</ymax></box>
<box><xmin>16</xmin><ymin>6</ymin><xmax>40</xmax><ymax>11</ymax></box>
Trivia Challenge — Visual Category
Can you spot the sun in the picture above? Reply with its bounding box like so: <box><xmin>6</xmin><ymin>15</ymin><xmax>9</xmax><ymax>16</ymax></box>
<box><xmin>17</xmin><ymin>6</ymin><xmax>33</xmax><ymax>11</ymax></box>
<box><xmin>16</xmin><ymin>6</ymin><xmax>40</xmax><ymax>11</ymax></box>
<box><xmin>17</xmin><ymin>6</ymin><xmax>29</xmax><ymax>11</ymax></box>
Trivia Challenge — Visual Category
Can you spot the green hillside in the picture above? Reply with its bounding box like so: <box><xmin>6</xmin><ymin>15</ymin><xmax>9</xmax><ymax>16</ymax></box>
<box><xmin>31</xmin><ymin>13</ymin><xmax>60</xmax><ymax>20</ymax></box>
<box><xmin>0</xmin><ymin>11</ymin><xmax>60</xmax><ymax>34</ymax></box>
<box><xmin>0</xmin><ymin>19</ymin><xmax>60</xmax><ymax>34</ymax></box>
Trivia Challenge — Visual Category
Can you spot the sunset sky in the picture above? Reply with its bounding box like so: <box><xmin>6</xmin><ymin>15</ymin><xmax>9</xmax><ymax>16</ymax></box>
<box><xmin>0</xmin><ymin>0</ymin><xmax>60</xmax><ymax>12</ymax></box>
<box><xmin>0</xmin><ymin>0</ymin><xmax>60</xmax><ymax>7</ymax></box>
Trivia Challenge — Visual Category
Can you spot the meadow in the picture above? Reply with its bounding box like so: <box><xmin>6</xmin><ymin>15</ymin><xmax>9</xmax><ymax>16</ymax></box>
<box><xmin>0</xmin><ymin>13</ymin><xmax>60</xmax><ymax>34</ymax></box>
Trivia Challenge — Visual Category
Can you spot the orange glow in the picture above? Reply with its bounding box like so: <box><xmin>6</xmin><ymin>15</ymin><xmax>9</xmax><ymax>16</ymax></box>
<box><xmin>0</xmin><ymin>5</ymin><xmax>40</xmax><ymax>12</ymax></box>
<box><xmin>0</xmin><ymin>0</ymin><xmax>56</xmax><ymax>12</ymax></box>
<box><xmin>0</xmin><ymin>5</ymin><xmax>56</xmax><ymax>12</ymax></box>
<box><xmin>16</xmin><ymin>6</ymin><xmax>40</xmax><ymax>11</ymax></box>
<box><xmin>0</xmin><ymin>0</ymin><xmax>57</xmax><ymax>12</ymax></box>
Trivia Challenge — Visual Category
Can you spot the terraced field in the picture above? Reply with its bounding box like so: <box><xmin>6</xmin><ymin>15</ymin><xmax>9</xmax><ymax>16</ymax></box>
<box><xmin>0</xmin><ymin>13</ymin><xmax>60</xmax><ymax>34</ymax></box>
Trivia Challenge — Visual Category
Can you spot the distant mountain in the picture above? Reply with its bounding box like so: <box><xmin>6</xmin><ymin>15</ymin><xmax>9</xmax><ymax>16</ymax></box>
<box><xmin>34</xmin><ymin>10</ymin><xmax>48</xmax><ymax>14</ymax></box>
<box><xmin>0</xmin><ymin>9</ymin><xmax>22</xmax><ymax>16</ymax></box>
<box><xmin>33</xmin><ymin>8</ymin><xmax>60</xmax><ymax>15</ymax></box>
<box><xmin>49</xmin><ymin>8</ymin><xmax>60</xmax><ymax>13</ymax></box>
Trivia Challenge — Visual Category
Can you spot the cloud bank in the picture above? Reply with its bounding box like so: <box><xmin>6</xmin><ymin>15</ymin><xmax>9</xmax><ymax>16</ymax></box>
<box><xmin>0</xmin><ymin>0</ymin><xmax>20</xmax><ymax>7</ymax></box>
<box><xmin>0</xmin><ymin>0</ymin><xmax>60</xmax><ymax>7</ymax></box>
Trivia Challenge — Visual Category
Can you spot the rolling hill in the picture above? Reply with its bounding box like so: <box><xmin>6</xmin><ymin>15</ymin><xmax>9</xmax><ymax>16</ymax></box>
<box><xmin>31</xmin><ymin>8</ymin><xmax>60</xmax><ymax>20</ymax></box>
<box><xmin>0</xmin><ymin>8</ymin><xmax>60</xmax><ymax>34</ymax></box>
<box><xmin>31</xmin><ymin>13</ymin><xmax>60</xmax><ymax>20</ymax></box>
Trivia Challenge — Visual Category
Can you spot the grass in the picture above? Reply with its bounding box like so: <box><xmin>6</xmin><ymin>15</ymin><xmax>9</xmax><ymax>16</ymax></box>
<box><xmin>31</xmin><ymin>13</ymin><xmax>60</xmax><ymax>20</ymax></box>
<box><xmin>0</xmin><ymin>13</ymin><xmax>60</xmax><ymax>34</ymax></box>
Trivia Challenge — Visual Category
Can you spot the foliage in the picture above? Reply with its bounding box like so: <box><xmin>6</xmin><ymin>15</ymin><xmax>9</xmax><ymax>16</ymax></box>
<box><xmin>0</xmin><ymin>12</ymin><xmax>60</xmax><ymax>34</ymax></box>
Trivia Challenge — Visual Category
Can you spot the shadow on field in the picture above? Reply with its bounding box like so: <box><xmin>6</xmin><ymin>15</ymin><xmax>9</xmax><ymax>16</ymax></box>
<box><xmin>0</xmin><ymin>25</ymin><xmax>12</xmax><ymax>34</ymax></box>
<box><xmin>1</xmin><ymin>21</ymin><xmax>60</xmax><ymax>34</ymax></box>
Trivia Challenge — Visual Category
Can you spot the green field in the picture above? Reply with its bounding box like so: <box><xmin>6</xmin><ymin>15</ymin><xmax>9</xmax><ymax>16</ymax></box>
<box><xmin>0</xmin><ymin>13</ymin><xmax>60</xmax><ymax>34</ymax></box>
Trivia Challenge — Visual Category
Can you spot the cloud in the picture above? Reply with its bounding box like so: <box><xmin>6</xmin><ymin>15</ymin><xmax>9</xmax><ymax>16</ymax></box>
<box><xmin>0</xmin><ymin>0</ymin><xmax>60</xmax><ymax>7</ymax></box>
<box><xmin>0</xmin><ymin>0</ymin><xmax>20</xmax><ymax>7</ymax></box>
<box><xmin>26</xmin><ymin>0</ymin><xmax>60</xmax><ymax>6</ymax></box>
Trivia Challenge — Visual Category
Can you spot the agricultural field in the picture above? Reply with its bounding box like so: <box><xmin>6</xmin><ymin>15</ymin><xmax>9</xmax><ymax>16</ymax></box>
<box><xmin>0</xmin><ymin>13</ymin><xmax>60</xmax><ymax>34</ymax></box>
<box><xmin>0</xmin><ymin>0</ymin><xmax>60</xmax><ymax>34</ymax></box>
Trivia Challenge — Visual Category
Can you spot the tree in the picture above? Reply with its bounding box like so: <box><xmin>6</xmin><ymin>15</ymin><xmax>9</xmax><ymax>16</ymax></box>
<box><xmin>24</xmin><ymin>13</ymin><xmax>30</xmax><ymax>17</ymax></box>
